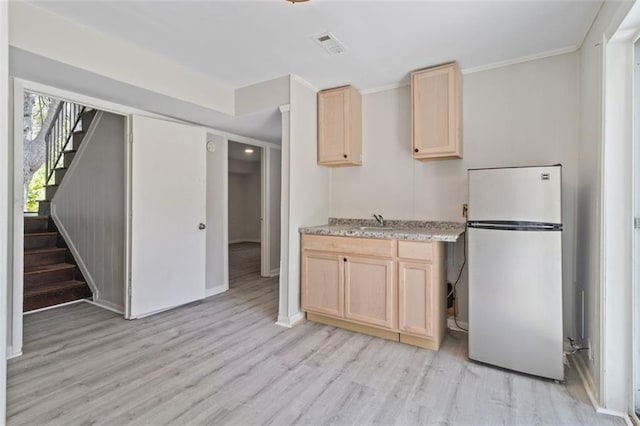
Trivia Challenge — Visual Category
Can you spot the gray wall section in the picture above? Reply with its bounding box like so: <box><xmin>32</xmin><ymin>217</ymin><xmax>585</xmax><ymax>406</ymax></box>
<box><xmin>228</xmin><ymin>158</ymin><xmax>262</xmax><ymax>243</ymax></box>
<box><xmin>228</xmin><ymin>173</ymin><xmax>248</xmax><ymax>242</ymax></box>
<box><xmin>9</xmin><ymin>47</ymin><xmax>282</xmax><ymax>144</ymax></box>
<box><xmin>52</xmin><ymin>112</ymin><xmax>126</xmax><ymax>311</ymax></box>
<box><xmin>269</xmin><ymin>148</ymin><xmax>281</xmax><ymax>273</ymax></box>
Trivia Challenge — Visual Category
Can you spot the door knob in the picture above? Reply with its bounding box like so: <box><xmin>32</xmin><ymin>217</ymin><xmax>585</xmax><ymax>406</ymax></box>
<box><xmin>198</xmin><ymin>223</ymin><xmax>206</xmax><ymax>230</ymax></box>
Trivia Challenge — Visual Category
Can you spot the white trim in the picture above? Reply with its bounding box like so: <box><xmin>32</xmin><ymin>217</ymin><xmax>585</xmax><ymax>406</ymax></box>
<box><xmin>361</xmin><ymin>81</ymin><xmax>410</xmax><ymax>95</ymax></box>
<box><xmin>261</xmin><ymin>147</ymin><xmax>269</xmax><ymax>277</ymax></box>
<box><xmin>7</xmin><ymin>351</ymin><xmax>22</xmax><ymax>361</ymax></box>
<box><xmin>124</xmin><ymin>116</ymin><xmax>133</xmax><ymax>319</ymax></box>
<box><xmin>228</xmin><ymin>239</ymin><xmax>261</xmax><ymax>244</ymax></box>
<box><xmin>50</xmin><ymin>111</ymin><xmax>105</xmax><ymax>298</ymax></box>
<box><xmin>213</xmin><ymin>130</ymin><xmax>280</xmax><ymax>151</ymax></box>
<box><xmin>205</xmin><ymin>285</ymin><xmax>227</xmax><ymax>298</ymax></box>
<box><xmin>573</xmin><ymin>354</ymin><xmax>634</xmax><ymax>425</ymax></box>
<box><xmin>462</xmin><ymin>46</ymin><xmax>579</xmax><ymax>75</ymax></box>
<box><xmin>23</xmin><ymin>298</ymin><xmax>87</xmax><ymax>315</ymax></box>
<box><xmin>599</xmin><ymin>30</ymin><xmax>608</xmax><ymax>409</ymax></box>
<box><xmin>275</xmin><ymin>311</ymin><xmax>305</xmax><ymax>328</ymax></box>
<box><xmin>269</xmin><ymin>268</ymin><xmax>280</xmax><ymax>277</ymax></box>
<box><xmin>279</xmin><ymin>104</ymin><xmax>290</xmax><ymax>113</ymax></box>
<box><xmin>85</xmin><ymin>298</ymin><xmax>123</xmax><ymax>315</ymax></box>
<box><xmin>292</xmin><ymin>74</ymin><xmax>320</xmax><ymax>93</ymax></box>
<box><xmin>0</xmin><ymin>5</ymin><xmax>8</xmax><ymax>418</ymax></box>
<box><xmin>360</xmin><ymin>46</ymin><xmax>580</xmax><ymax>96</ymax></box>
<box><xmin>11</xmin><ymin>78</ymin><xmax>24</xmax><ymax>359</ymax></box>
<box><xmin>446</xmin><ymin>316</ymin><xmax>469</xmax><ymax>333</ymax></box>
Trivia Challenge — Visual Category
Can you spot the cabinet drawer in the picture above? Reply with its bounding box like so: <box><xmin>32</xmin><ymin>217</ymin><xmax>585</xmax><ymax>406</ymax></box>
<box><xmin>302</xmin><ymin>234</ymin><xmax>394</xmax><ymax>258</ymax></box>
<box><xmin>398</xmin><ymin>240</ymin><xmax>433</xmax><ymax>261</ymax></box>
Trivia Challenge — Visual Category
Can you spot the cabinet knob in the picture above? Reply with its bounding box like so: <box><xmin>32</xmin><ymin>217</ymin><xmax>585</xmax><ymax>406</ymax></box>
<box><xmin>343</xmin><ymin>154</ymin><xmax>348</xmax><ymax>158</ymax></box>
<box><xmin>343</xmin><ymin>257</ymin><xmax>347</xmax><ymax>262</ymax></box>
<box><xmin>414</xmin><ymin>148</ymin><xmax>419</xmax><ymax>153</ymax></box>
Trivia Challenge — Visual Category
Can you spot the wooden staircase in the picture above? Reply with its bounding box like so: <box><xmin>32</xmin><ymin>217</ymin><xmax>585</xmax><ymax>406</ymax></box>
<box><xmin>23</xmin><ymin>216</ymin><xmax>91</xmax><ymax>312</ymax></box>
<box><xmin>23</xmin><ymin>108</ymin><xmax>96</xmax><ymax>312</ymax></box>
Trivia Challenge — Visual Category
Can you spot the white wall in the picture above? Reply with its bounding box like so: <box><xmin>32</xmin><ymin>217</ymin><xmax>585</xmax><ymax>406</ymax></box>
<box><xmin>52</xmin><ymin>112</ymin><xmax>126</xmax><ymax>312</ymax></box>
<box><xmin>236</xmin><ymin>76</ymin><xmax>290</xmax><ymax>116</ymax></box>
<box><xmin>331</xmin><ymin>53</ymin><xmax>580</xmax><ymax>329</ymax></box>
<box><xmin>206</xmin><ymin>134</ymin><xmax>229</xmax><ymax>295</ymax></box>
<box><xmin>278</xmin><ymin>77</ymin><xmax>330</xmax><ymax>326</ymax></box>
<box><xmin>8</xmin><ymin>2</ymin><xmax>234</xmax><ymax>114</ymax></box>
<box><xmin>0</xmin><ymin>0</ymin><xmax>9</xmax><ymax>419</ymax></box>
<box><xmin>576</xmin><ymin>0</ymin><xmax>634</xmax><ymax>408</ymax></box>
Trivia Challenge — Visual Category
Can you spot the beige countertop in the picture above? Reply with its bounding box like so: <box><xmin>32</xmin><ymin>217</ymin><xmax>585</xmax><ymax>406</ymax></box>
<box><xmin>299</xmin><ymin>218</ymin><xmax>466</xmax><ymax>243</ymax></box>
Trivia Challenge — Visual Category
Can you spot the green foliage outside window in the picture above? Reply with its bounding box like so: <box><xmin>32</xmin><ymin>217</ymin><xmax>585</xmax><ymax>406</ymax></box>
<box><xmin>25</xmin><ymin>165</ymin><xmax>45</xmax><ymax>213</ymax></box>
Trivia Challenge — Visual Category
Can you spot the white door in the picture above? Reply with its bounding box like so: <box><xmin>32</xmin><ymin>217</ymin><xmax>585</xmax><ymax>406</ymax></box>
<box><xmin>127</xmin><ymin>116</ymin><xmax>207</xmax><ymax>319</ymax></box>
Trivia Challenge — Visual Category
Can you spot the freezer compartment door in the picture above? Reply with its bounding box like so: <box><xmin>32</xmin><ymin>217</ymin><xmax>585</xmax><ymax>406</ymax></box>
<box><xmin>468</xmin><ymin>166</ymin><xmax>562</xmax><ymax>224</ymax></box>
<box><xmin>468</xmin><ymin>227</ymin><xmax>564</xmax><ymax>380</ymax></box>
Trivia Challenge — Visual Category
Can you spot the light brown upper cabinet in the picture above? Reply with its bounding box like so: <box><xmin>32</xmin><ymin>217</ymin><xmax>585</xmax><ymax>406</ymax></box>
<box><xmin>411</xmin><ymin>62</ymin><xmax>462</xmax><ymax>160</ymax></box>
<box><xmin>317</xmin><ymin>85</ymin><xmax>362</xmax><ymax>166</ymax></box>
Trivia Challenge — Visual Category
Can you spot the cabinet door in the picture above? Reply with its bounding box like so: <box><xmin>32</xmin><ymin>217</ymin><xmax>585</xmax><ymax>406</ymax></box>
<box><xmin>318</xmin><ymin>88</ymin><xmax>350</xmax><ymax>164</ymax></box>
<box><xmin>301</xmin><ymin>251</ymin><xmax>344</xmax><ymax>317</ymax></box>
<box><xmin>412</xmin><ymin>62</ymin><xmax>461</xmax><ymax>159</ymax></box>
<box><xmin>398</xmin><ymin>261</ymin><xmax>434</xmax><ymax>337</ymax></box>
<box><xmin>345</xmin><ymin>256</ymin><xmax>396</xmax><ymax>329</ymax></box>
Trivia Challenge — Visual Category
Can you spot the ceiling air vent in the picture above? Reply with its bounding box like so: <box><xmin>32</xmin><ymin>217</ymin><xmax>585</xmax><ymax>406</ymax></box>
<box><xmin>314</xmin><ymin>32</ymin><xmax>348</xmax><ymax>55</ymax></box>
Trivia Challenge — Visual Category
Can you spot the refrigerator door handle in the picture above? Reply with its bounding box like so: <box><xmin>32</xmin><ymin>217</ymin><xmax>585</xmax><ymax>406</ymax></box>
<box><xmin>468</xmin><ymin>220</ymin><xmax>562</xmax><ymax>231</ymax></box>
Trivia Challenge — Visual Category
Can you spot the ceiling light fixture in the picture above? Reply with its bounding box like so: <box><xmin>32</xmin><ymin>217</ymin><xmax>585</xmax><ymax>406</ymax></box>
<box><xmin>285</xmin><ymin>0</ymin><xmax>309</xmax><ymax>3</ymax></box>
<box><xmin>244</xmin><ymin>148</ymin><xmax>254</xmax><ymax>154</ymax></box>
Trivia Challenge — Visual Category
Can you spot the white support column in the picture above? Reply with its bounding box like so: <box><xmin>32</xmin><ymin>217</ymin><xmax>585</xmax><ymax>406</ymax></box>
<box><xmin>1</xmin><ymin>0</ymin><xmax>9</xmax><ymax>421</ymax></box>
<box><xmin>276</xmin><ymin>104</ymin><xmax>301</xmax><ymax>327</ymax></box>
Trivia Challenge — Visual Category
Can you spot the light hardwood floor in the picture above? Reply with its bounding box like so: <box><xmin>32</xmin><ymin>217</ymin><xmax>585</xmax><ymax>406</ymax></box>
<box><xmin>8</xmin><ymin>243</ymin><xmax>623</xmax><ymax>425</ymax></box>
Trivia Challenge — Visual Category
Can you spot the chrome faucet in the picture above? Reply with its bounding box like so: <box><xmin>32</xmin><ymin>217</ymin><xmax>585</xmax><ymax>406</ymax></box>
<box><xmin>373</xmin><ymin>214</ymin><xmax>385</xmax><ymax>227</ymax></box>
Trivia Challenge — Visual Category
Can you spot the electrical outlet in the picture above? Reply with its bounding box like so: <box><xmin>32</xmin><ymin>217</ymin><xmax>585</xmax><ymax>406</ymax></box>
<box><xmin>462</xmin><ymin>203</ymin><xmax>468</xmax><ymax>218</ymax></box>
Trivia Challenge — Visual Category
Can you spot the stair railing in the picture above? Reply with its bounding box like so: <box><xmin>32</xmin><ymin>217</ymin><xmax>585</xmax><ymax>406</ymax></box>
<box><xmin>44</xmin><ymin>101</ymin><xmax>86</xmax><ymax>186</ymax></box>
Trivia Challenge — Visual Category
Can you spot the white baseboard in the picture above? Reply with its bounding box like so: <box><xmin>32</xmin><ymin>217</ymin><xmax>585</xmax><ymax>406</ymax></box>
<box><xmin>86</xmin><ymin>298</ymin><xmax>124</xmax><ymax>315</ymax></box>
<box><xmin>23</xmin><ymin>298</ymin><xmax>87</xmax><ymax>315</ymax></box>
<box><xmin>229</xmin><ymin>239</ymin><xmax>261</xmax><ymax>244</ymax></box>
<box><xmin>7</xmin><ymin>348</ymin><xmax>22</xmax><ymax>360</ymax></box>
<box><xmin>447</xmin><ymin>316</ymin><xmax>469</xmax><ymax>333</ymax></box>
<box><xmin>275</xmin><ymin>311</ymin><xmax>305</xmax><ymax>328</ymax></box>
<box><xmin>571</xmin><ymin>354</ymin><xmax>633</xmax><ymax>425</ymax></box>
<box><xmin>269</xmin><ymin>268</ymin><xmax>280</xmax><ymax>277</ymax></box>
<box><xmin>206</xmin><ymin>285</ymin><xmax>228</xmax><ymax>298</ymax></box>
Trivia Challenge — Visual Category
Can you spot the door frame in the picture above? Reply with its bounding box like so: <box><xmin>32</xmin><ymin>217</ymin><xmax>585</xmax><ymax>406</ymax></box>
<box><xmin>9</xmin><ymin>78</ymin><xmax>152</xmax><ymax>357</ymax></box>
<box><xmin>227</xmin><ymin>138</ymin><xmax>282</xmax><ymax>278</ymax></box>
<box><xmin>633</xmin><ymin>36</ymin><xmax>640</xmax><ymax>423</ymax></box>
<box><xmin>9</xmin><ymin>78</ymin><xmax>284</xmax><ymax>357</ymax></box>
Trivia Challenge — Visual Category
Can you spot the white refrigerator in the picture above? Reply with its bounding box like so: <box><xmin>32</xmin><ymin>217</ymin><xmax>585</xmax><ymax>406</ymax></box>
<box><xmin>467</xmin><ymin>165</ymin><xmax>564</xmax><ymax>381</ymax></box>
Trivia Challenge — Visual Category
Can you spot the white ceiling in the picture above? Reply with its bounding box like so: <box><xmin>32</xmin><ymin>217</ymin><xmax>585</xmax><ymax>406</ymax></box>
<box><xmin>31</xmin><ymin>0</ymin><xmax>602</xmax><ymax>92</ymax></box>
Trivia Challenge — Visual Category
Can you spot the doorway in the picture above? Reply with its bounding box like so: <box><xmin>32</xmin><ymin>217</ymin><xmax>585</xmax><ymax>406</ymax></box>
<box><xmin>227</xmin><ymin>139</ymin><xmax>282</xmax><ymax>287</ymax></box>
<box><xmin>228</xmin><ymin>141</ymin><xmax>263</xmax><ymax>285</ymax></box>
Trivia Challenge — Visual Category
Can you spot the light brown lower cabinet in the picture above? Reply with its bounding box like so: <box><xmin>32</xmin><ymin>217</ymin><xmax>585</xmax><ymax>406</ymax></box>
<box><xmin>398</xmin><ymin>261</ymin><xmax>434</xmax><ymax>337</ymax></box>
<box><xmin>301</xmin><ymin>234</ymin><xmax>446</xmax><ymax>350</ymax></box>
<box><xmin>345</xmin><ymin>256</ymin><xmax>396</xmax><ymax>330</ymax></box>
<box><xmin>301</xmin><ymin>251</ymin><xmax>344</xmax><ymax>318</ymax></box>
